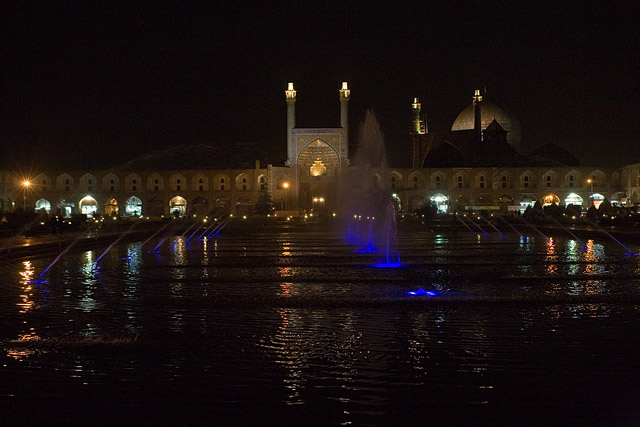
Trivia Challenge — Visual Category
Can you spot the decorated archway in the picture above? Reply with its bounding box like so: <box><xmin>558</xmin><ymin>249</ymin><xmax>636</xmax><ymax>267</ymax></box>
<box><xmin>564</xmin><ymin>193</ymin><xmax>583</xmax><ymax>206</ymax></box>
<box><xmin>192</xmin><ymin>197</ymin><xmax>209</xmax><ymax>217</ymax></box>
<box><xmin>520</xmin><ymin>194</ymin><xmax>536</xmax><ymax>208</ymax></box>
<box><xmin>589</xmin><ymin>193</ymin><xmax>605</xmax><ymax>209</ymax></box>
<box><xmin>79</xmin><ymin>196</ymin><xmax>98</xmax><ymax>217</ymax></box>
<box><xmin>105</xmin><ymin>198</ymin><xmax>118</xmax><ymax>216</ymax></box>
<box><xmin>170</xmin><ymin>196</ymin><xmax>187</xmax><ymax>217</ymax></box>
<box><xmin>497</xmin><ymin>195</ymin><xmax>513</xmax><ymax>212</ymax></box>
<box><xmin>542</xmin><ymin>193</ymin><xmax>560</xmax><ymax>207</ymax></box>
<box><xmin>430</xmin><ymin>193</ymin><xmax>448</xmax><ymax>213</ymax></box>
<box><xmin>125</xmin><ymin>196</ymin><xmax>143</xmax><ymax>217</ymax></box>
<box><xmin>35</xmin><ymin>198</ymin><xmax>52</xmax><ymax>214</ymax></box>
<box><xmin>147</xmin><ymin>197</ymin><xmax>164</xmax><ymax>217</ymax></box>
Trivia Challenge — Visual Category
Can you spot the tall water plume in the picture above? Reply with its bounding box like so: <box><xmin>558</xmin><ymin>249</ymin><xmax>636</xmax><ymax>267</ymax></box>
<box><xmin>338</xmin><ymin>110</ymin><xmax>399</xmax><ymax>264</ymax></box>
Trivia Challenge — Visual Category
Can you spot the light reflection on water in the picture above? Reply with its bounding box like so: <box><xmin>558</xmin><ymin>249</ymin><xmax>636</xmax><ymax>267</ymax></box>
<box><xmin>0</xmin><ymin>230</ymin><xmax>639</xmax><ymax>423</ymax></box>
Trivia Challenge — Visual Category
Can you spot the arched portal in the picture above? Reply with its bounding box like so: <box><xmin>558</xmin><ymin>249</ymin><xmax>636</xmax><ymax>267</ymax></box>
<box><xmin>520</xmin><ymin>194</ymin><xmax>536</xmax><ymax>208</ymax></box>
<box><xmin>454</xmin><ymin>194</ymin><xmax>469</xmax><ymax>211</ymax></box>
<box><xmin>430</xmin><ymin>193</ymin><xmax>448</xmax><ymax>213</ymax></box>
<box><xmin>236</xmin><ymin>197</ymin><xmax>252</xmax><ymax>216</ymax></box>
<box><xmin>408</xmin><ymin>195</ymin><xmax>424</xmax><ymax>212</ymax></box>
<box><xmin>564</xmin><ymin>193</ymin><xmax>583</xmax><ymax>206</ymax></box>
<box><xmin>476</xmin><ymin>195</ymin><xmax>492</xmax><ymax>206</ymax></box>
<box><xmin>148</xmin><ymin>197</ymin><xmax>164</xmax><ymax>217</ymax></box>
<box><xmin>105</xmin><ymin>198</ymin><xmax>118</xmax><ymax>216</ymax></box>
<box><xmin>542</xmin><ymin>193</ymin><xmax>560</xmax><ymax>206</ymax></box>
<box><xmin>125</xmin><ymin>196</ymin><xmax>143</xmax><ymax>217</ymax></box>
<box><xmin>79</xmin><ymin>196</ymin><xmax>98</xmax><ymax>217</ymax></box>
<box><xmin>192</xmin><ymin>197</ymin><xmax>209</xmax><ymax>217</ymax></box>
<box><xmin>57</xmin><ymin>199</ymin><xmax>74</xmax><ymax>218</ymax></box>
<box><xmin>35</xmin><ymin>198</ymin><xmax>52</xmax><ymax>214</ymax></box>
<box><xmin>589</xmin><ymin>193</ymin><xmax>605</xmax><ymax>209</ymax></box>
<box><xmin>170</xmin><ymin>196</ymin><xmax>187</xmax><ymax>217</ymax></box>
<box><xmin>297</xmin><ymin>139</ymin><xmax>340</xmax><ymax>212</ymax></box>
<box><xmin>498</xmin><ymin>195</ymin><xmax>514</xmax><ymax>212</ymax></box>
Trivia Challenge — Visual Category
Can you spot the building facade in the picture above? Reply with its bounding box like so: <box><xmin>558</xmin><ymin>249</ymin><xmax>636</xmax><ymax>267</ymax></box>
<box><xmin>0</xmin><ymin>85</ymin><xmax>638</xmax><ymax>218</ymax></box>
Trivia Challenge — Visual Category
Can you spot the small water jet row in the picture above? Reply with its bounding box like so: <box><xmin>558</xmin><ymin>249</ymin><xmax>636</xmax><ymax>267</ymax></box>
<box><xmin>454</xmin><ymin>213</ymin><xmax>474</xmax><ymax>233</ymax></box>
<box><xmin>33</xmin><ymin>230</ymin><xmax>91</xmax><ymax>283</ymax></box>
<box><xmin>206</xmin><ymin>214</ymin><xmax>234</xmax><ymax>239</ymax></box>
<box><xmin>520</xmin><ymin>217</ymin><xmax>553</xmax><ymax>243</ymax></box>
<box><xmin>548</xmin><ymin>216</ymin><xmax>586</xmax><ymax>249</ymax></box>
<box><xmin>184</xmin><ymin>221</ymin><xmax>206</xmax><ymax>244</ymax></box>
<box><xmin>495</xmin><ymin>216</ymin><xmax>526</xmax><ymax>240</ymax></box>
<box><xmin>153</xmin><ymin>220</ymin><xmax>191</xmax><ymax>252</ymax></box>
<box><xmin>583</xmin><ymin>217</ymin><xmax>636</xmax><ymax>255</ymax></box>
<box><xmin>170</xmin><ymin>220</ymin><xmax>200</xmax><ymax>249</ymax></box>
<box><xmin>465</xmin><ymin>214</ymin><xmax>488</xmax><ymax>235</ymax></box>
<box><xmin>140</xmin><ymin>220</ymin><xmax>174</xmax><ymax>249</ymax></box>
<box><xmin>92</xmin><ymin>220</ymin><xmax>140</xmax><ymax>269</ymax></box>
<box><xmin>481</xmin><ymin>216</ymin><xmax>505</xmax><ymax>238</ymax></box>
<box><xmin>196</xmin><ymin>207</ymin><xmax>232</xmax><ymax>240</ymax></box>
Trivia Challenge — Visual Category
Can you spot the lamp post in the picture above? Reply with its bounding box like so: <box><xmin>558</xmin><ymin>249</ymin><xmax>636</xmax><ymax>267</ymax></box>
<box><xmin>587</xmin><ymin>178</ymin><xmax>593</xmax><ymax>193</ymax></box>
<box><xmin>22</xmin><ymin>180</ymin><xmax>31</xmax><ymax>211</ymax></box>
<box><xmin>282</xmin><ymin>182</ymin><xmax>289</xmax><ymax>211</ymax></box>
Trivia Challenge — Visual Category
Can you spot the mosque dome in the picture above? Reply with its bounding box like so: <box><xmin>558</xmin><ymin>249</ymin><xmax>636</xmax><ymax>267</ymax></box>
<box><xmin>451</xmin><ymin>96</ymin><xmax>522</xmax><ymax>149</ymax></box>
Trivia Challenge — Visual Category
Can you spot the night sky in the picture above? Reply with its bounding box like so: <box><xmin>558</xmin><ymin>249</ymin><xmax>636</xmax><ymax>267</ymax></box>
<box><xmin>2</xmin><ymin>2</ymin><xmax>638</xmax><ymax>170</ymax></box>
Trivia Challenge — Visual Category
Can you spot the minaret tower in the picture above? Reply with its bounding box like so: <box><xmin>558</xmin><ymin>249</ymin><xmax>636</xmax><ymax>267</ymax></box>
<box><xmin>339</xmin><ymin>82</ymin><xmax>350</xmax><ymax>163</ymax></box>
<box><xmin>411</xmin><ymin>97</ymin><xmax>427</xmax><ymax>134</ymax></box>
<box><xmin>285</xmin><ymin>82</ymin><xmax>297</xmax><ymax>166</ymax></box>
<box><xmin>473</xmin><ymin>89</ymin><xmax>483</xmax><ymax>142</ymax></box>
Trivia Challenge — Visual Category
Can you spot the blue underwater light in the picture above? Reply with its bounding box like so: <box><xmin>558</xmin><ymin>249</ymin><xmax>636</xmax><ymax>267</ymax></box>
<box><xmin>406</xmin><ymin>288</ymin><xmax>437</xmax><ymax>296</ymax></box>
<box><xmin>371</xmin><ymin>262</ymin><xmax>403</xmax><ymax>268</ymax></box>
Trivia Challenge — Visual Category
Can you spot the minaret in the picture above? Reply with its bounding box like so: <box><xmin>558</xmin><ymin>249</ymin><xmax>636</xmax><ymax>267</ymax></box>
<box><xmin>285</xmin><ymin>82</ymin><xmax>296</xmax><ymax>166</ymax></box>
<box><xmin>412</xmin><ymin>97</ymin><xmax>427</xmax><ymax>134</ymax></box>
<box><xmin>339</xmin><ymin>82</ymin><xmax>350</xmax><ymax>162</ymax></box>
<box><xmin>473</xmin><ymin>89</ymin><xmax>483</xmax><ymax>142</ymax></box>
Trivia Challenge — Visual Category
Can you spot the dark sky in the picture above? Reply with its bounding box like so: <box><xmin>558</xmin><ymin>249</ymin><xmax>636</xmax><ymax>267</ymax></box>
<box><xmin>2</xmin><ymin>1</ymin><xmax>639</xmax><ymax>170</ymax></box>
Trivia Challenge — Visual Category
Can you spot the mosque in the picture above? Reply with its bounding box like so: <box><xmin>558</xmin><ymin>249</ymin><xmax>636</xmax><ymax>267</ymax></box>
<box><xmin>1</xmin><ymin>83</ymin><xmax>639</xmax><ymax>218</ymax></box>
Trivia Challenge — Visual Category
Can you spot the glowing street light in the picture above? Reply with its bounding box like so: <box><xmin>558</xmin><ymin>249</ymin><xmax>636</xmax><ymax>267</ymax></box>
<box><xmin>587</xmin><ymin>178</ymin><xmax>593</xmax><ymax>194</ymax></box>
<box><xmin>282</xmin><ymin>182</ymin><xmax>289</xmax><ymax>210</ymax></box>
<box><xmin>22</xmin><ymin>180</ymin><xmax>31</xmax><ymax>211</ymax></box>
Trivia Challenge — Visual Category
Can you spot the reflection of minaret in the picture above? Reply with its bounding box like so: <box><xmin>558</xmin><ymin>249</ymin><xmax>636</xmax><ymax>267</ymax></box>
<box><xmin>473</xmin><ymin>89</ymin><xmax>483</xmax><ymax>142</ymax></box>
<box><xmin>285</xmin><ymin>82</ymin><xmax>296</xmax><ymax>166</ymax></box>
<box><xmin>339</xmin><ymin>82</ymin><xmax>350</xmax><ymax>164</ymax></box>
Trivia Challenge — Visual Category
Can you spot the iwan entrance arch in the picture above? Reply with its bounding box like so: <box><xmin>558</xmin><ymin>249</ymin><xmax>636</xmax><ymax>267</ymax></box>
<box><xmin>284</xmin><ymin>82</ymin><xmax>351</xmax><ymax>213</ymax></box>
<box><xmin>296</xmin><ymin>137</ymin><xmax>341</xmax><ymax>213</ymax></box>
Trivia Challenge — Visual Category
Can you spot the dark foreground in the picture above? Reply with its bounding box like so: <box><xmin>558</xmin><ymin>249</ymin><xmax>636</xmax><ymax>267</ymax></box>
<box><xmin>1</xmin><ymin>225</ymin><xmax>639</xmax><ymax>425</ymax></box>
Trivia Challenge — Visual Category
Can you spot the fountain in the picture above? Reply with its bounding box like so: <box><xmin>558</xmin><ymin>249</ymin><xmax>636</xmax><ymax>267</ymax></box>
<box><xmin>338</xmin><ymin>110</ymin><xmax>401</xmax><ymax>267</ymax></box>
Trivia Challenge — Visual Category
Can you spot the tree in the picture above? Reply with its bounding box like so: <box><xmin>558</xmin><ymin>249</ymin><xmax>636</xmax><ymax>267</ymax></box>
<box><xmin>255</xmin><ymin>189</ymin><xmax>274</xmax><ymax>216</ymax></box>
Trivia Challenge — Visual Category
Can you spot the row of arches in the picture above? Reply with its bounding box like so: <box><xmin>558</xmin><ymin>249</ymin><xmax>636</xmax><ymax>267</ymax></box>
<box><xmin>385</xmin><ymin>169</ymin><xmax>616</xmax><ymax>190</ymax></box>
<box><xmin>30</xmin><ymin>172</ymin><xmax>268</xmax><ymax>193</ymax></box>
<box><xmin>32</xmin><ymin>196</ymin><xmax>255</xmax><ymax>218</ymax></box>
<box><xmin>400</xmin><ymin>192</ymin><xmax>618</xmax><ymax>213</ymax></box>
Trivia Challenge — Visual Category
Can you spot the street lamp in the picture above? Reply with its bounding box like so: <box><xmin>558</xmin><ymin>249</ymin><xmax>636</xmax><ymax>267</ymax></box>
<box><xmin>22</xmin><ymin>180</ymin><xmax>31</xmax><ymax>211</ymax></box>
<box><xmin>282</xmin><ymin>182</ymin><xmax>289</xmax><ymax>211</ymax></box>
<box><xmin>587</xmin><ymin>178</ymin><xmax>593</xmax><ymax>193</ymax></box>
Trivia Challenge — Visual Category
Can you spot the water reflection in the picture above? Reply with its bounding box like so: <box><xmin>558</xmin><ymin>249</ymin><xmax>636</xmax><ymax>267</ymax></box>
<box><xmin>261</xmin><ymin>308</ymin><xmax>359</xmax><ymax>413</ymax></box>
<box><xmin>18</xmin><ymin>261</ymin><xmax>35</xmax><ymax>314</ymax></box>
<box><xmin>542</xmin><ymin>237</ymin><xmax>557</xmax><ymax>273</ymax></box>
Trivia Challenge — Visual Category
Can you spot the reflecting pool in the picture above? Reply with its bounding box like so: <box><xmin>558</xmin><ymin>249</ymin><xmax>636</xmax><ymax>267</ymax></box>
<box><xmin>1</xmin><ymin>228</ymin><xmax>639</xmax><ymax>425</ymax></box>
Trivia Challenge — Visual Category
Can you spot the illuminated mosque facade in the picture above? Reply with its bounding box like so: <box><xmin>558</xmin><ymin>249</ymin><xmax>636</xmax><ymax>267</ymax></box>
<box><xmin>1</xmin><ymin>83</ymin><xmax>639</xmax><ymax>218</ymax></box>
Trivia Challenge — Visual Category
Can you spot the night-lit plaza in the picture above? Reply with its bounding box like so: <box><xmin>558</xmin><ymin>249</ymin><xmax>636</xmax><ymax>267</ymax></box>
<box><xmin>2</xmin><ymin>2</ymin><xmax>639</xmax><ymax>425</ymax></box>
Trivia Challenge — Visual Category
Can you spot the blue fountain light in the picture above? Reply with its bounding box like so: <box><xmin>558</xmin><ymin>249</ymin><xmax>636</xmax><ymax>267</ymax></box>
<box><xmin>406</xmin><ymin>288</ymin><xmax>437</xmax><ymax>296</ymax></box>
<box><xmin>372</xmin><ymin>262</ymin><xmax>404</xmax><ymax>268</ymax></box>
